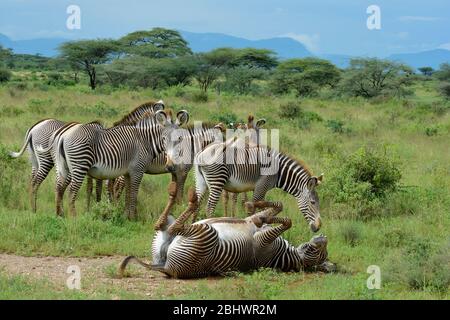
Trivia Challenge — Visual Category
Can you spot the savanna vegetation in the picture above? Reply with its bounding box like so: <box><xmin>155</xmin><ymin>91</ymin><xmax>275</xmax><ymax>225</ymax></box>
<box><xmin>0</xmin><ymin>28</ymin><xmax>449</xmax><ymax>300</ymax></box>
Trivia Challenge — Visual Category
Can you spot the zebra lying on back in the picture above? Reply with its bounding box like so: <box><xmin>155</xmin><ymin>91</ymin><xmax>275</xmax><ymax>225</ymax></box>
<box><xmin>119</xmin><ymin>183</ymin><xmax>335</xmax><ymax>279</ymax></box>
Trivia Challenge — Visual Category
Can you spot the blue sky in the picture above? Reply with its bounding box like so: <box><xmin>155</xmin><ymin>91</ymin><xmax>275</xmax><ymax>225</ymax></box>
<box><xmin>0</xmin><ymin>0</ymin><xmax>449</xmax><ymax>57</ymax></box>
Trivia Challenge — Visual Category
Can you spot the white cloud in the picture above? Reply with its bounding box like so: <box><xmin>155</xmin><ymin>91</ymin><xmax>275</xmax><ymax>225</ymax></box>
<box><xmin>282</xmin><ymin>33</ymin><xmax>320</xmax><ymax>53</ymax></box>
<box><xmin>438</xmin><ymin>43</ymin><xmax>450</xmax><ymax>50</ymax></box>
<box><xmin>399</xmin><ymin>16</ymin><xmax>441</xmax><ymax>22</ymax></box>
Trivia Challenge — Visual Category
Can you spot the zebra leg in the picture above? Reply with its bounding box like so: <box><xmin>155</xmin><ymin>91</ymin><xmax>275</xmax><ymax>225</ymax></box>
<box><xmin>231</xmin><ymin>192</ymin><xmax>238</xmax><ymax>217</ymax></box>
<box><xmin>95</xmin><ymin>179</ymin><xmax>103</xmax><ymax>202</ymax></box>
<box><xmin>68</xmin><ymin>169</ymin><xmax>88</xmax><ymax>217</ymax></box>
<box><xmin>30</xmin><ymin>162</ymin><xmax>53</xmax><ymax>213</ymax></box>
<box><xmin>114</xmin><ymin>176</ymin><xmax>125</xmax><ymax>202</ymax></box>
<box><xmin>125</xmin><ymin>171</ymin><xmax>144</xmax><ymax>220</ymax></box>
<box><xmin>193</xmin><ymin>166</ymin><xmax>208</xmax><ymax>222</ymax></box>
<box><xmin>86</xmin><ymin>176</ymin><xmax>93</xmax><ymax>211</ymax></box>
<box><xmin>253</xmin><ymin>216</ymin><xmax>292</xmax><ymax>248</ymax></box>
<box><xmin>154</xmin><ymin>182</ymin><xmax>177</xmax><ymax>231</ymax></box>
<box><xmin>167</xmin><ymin>189</ymin><xmax>199</xmax><ymax>235</ymax></box>
<box><xmin>206</xmin><ymin>180</ymin><xmax>227</xmax><ymax>218</ymax></box>
<box><xmin>106</xmin><ymin>179</ymin><xmax>114</xmax><ymax>203</ymax></box>
<box><xmin>245</xmin><ymin>200</ymin><xmax>283</xmax><ymax>216</ymax></box>
<box><xmin>222</xmin><ymin>191</ymin><xmax>229</xmax><ymax>217</ymax></box>
<box><xmin>55</xmin><ymin>173</ymin><xmax>70</xmax><ymax>217</ymax></box>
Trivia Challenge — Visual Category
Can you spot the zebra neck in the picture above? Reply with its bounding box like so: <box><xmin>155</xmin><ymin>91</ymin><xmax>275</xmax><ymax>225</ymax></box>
<box><xmin>269</xmin><ymin>238</ymin><xmax>303</xmax><ymax>271</ymax></box>
<box><xmin>275</xmin><ymin>154</ymin><xmax>311</xmax><ymax>198</ymax></box>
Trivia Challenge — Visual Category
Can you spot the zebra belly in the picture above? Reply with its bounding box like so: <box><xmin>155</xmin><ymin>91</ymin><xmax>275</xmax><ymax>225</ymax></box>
<box><xmin>88</xmin><ymin>165</ymin><xmax>128</xmax><ymax>179</ymax></box>
<box><xmin>224</xmin><ymin>177</ymin><xmax>255</xmax><ymax>193</ymax></box>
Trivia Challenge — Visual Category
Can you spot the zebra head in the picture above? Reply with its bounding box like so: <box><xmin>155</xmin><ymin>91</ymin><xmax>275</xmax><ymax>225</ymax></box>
<box><xmin>297</xmin><ymin>234</ymin><xmax>329</xmax><ymax>269</ymax></box>
<box><xmin>155</xmin><ymin>109</ymin><xmax>190</xmax><ymax>172</ymax></box>
<box><xmin>297</xmin><ymin>173</ymin><xmax>323</xmax><ymax>232</ymax></box>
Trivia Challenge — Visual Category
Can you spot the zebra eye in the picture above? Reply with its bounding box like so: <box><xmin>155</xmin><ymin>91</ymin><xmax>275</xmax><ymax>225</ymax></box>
<box><xmin>311</xmin><ymin>200</ymin><xmax>316</xmax><ymax>205</ymax></box>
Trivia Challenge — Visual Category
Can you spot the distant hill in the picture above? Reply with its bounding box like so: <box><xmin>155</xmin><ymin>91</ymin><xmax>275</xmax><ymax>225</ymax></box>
<box><xmin>1</xmin><ymin>32</ymin><xmax>449</xmax><ymax>70</ymax></box>
<box><xmin>388</xmin><ymin>49</ymin><xmax>450</xmax><ymax>70</ymax></box>
<box><xmin>0</xmin><ymin>33</ymin><xmax>65</xmax><ymax>57</ymax></box>
<box><xmin>180</xmin><ymin>31</ymin><xmax>311</xmax><ymax>58</ymax></box>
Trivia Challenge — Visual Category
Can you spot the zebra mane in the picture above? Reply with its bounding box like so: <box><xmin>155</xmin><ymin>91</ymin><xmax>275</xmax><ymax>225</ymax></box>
<box><xmin>183</xmin><ymin>121</ymin><xmax>222</xmax><ymax>130</ymax></box>
<box><xmin>87</xmin><ymin>120</ymin><xmax>105</xmax><ymax>127</ymax></box>
<box><xmin>113</xmin><ymin>101</ymin><xmax>160</xmax><ymax>126</ymax></box>
<box><xmin>259</xmin><ymin>145</ymin><xmax>313</xmax><ymax>177</ymax></box>
<box><xmin>281</xmin><ymin>151</ymin><xmax>313</xmax><ymax>176</ymax></box>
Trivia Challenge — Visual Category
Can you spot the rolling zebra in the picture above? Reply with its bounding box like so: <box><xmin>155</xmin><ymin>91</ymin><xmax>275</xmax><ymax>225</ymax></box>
<box><xmin>41</xmin><ymin>109</ymin><xmax>189</xmax><ymax>219</ymax></box>
<box><xmin>193</xmin><ymin>142</ymin><xmax>324</xmax><ymax>232</ymax></box>
<box><xmin>119</xmin><ymin>185</ymin><xmax>334</xmax><ymax>279</ymax></box>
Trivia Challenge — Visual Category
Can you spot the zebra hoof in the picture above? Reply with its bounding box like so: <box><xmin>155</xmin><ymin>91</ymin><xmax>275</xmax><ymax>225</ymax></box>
<box><xmin>244</xmin><ymin>202</ymin><xmax>255</xmax><ymax>215</ymax></box>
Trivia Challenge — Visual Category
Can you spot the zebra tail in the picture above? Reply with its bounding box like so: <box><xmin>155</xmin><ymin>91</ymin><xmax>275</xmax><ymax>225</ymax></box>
<box><xmin>118</xmin><ymin>256</ymin><xmax>171</xmax><ymax>278</ymax></box>
<box><xmin>9</xmin><ymin>128</ymin><xmax>32</xmax><ymax>158</ymax></box>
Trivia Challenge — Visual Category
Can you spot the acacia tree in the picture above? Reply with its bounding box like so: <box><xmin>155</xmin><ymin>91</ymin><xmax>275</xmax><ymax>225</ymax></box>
<box><xmin>270</xmin><ymin>58</ymin><xmax>340</xmax><ymax>96</ymax></box>
<box><xmin>418</xmin><ymin>67</ymin><xmax>434</xmax><ymax>77</ymax></box>
<box><xmin>339</xmin><ymin>58</ymin><xmax>413</xmax><ymax>98</ymax></box>
<box><xmin>118</xmin><ymin>28</ymin><xmax>192</xmax><ymax>58</ymax></box>
<box><xmin>59</xmin><ymin>39</ymin><xmax>117</xmax><ymax>89</ymax></box>
<box><xmin>194</xmin><ymin>48</ymin><xmax>237</xmax><ymax>92</ymax></box>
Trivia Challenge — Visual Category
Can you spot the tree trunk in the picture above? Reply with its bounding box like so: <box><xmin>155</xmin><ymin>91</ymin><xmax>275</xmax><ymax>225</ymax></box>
<box><xmin>89</xmin><ymin>67</ymin><xmax>96</xmax><ymax>90</ymax></box>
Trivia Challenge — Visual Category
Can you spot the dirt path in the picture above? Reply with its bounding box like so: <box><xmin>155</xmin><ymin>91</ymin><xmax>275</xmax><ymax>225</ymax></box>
<box><xmin>0</xmin><ymin>253</ymin><xmax>200</xmax><ymax>298</ymax></box>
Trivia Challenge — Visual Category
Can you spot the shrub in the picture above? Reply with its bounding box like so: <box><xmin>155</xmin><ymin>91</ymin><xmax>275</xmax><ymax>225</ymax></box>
<box><xmin>340</xmin><ymin>222</ymin><xmax>362</xmax><ymax>247</ymax></box>
<box><xmin>385</xmin><ymin>239</ymin><xmax>449</xmax><ymax>294</ymax></box>
<box><xmin>279</xmin><ymin>101</ymin><xmax>301</xmax><ymax>119</ymax></box>
<box><xmin>425</xmin><ymin>127</ymin><xmax>438</xmax><ymax>136</ymax></box>
<box><xmin>323</xmin><ymin>146</ymin><xmax>402</xmax><ymax>219</ymax></box>
<box><xmin>439</xmin><ymin>82</ymin><xmax>450</xmax><ymax>100</ymax></box>
<box><xmin>212</xmin><ymin>112</ymin><xmax>239</xmax><ymax>126</ymax></box>
<box><xmin>0</xmin><ymin>68</ymin><xmax>12</xmax><ymax>83</ymax></box>
<box><xmin>190</xmin><ymin>91</ymin><xmax>208</xmax><ymax>103</ymax></box>
<box><xmin>326</xmin><ymin>119</ymin><xmax>350</xmax><ymax>134</ymax></box>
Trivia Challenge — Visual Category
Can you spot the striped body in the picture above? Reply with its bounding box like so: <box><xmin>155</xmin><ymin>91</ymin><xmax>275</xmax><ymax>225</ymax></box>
<box><xmin>194</xmin><ymin>144</ymin><xmax>323</xmax><ymax>231</ymax></box>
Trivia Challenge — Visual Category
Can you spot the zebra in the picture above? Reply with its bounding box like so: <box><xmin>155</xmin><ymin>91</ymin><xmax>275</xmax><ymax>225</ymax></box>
<box><xmin>193</xmin><ymin>141</ymin><xmax>324</xmax><ymax>232</ymax></box>
<box><xmin>222</xmin><ymin>115</ymin><xmax>266</xmax><ymax>217</ymax></box>
<box><xmin>44</xmin><ymin>109</ymin><xmax>189</xmax><ymax>219</ymax></box>
<box><xmin>153</xmin><ymin>121</ymin><xmax>227</xmax><ymax>230</ymax></box>
<box><xmin>119</xmin><ymin>186</ymin><xmax>335</xmax><ymax>279</ymax></box>
<box><xmin>8</xmin><ymin>118</ymin><xmax>105</xmax><ymax>212</ymax></box>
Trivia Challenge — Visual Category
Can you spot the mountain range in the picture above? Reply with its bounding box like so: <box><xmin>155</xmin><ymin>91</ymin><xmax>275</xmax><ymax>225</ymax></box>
<box><xmin>0</xmin><ymin>32</ymin><xmax>449</xmax><ymax>69</ymax></box>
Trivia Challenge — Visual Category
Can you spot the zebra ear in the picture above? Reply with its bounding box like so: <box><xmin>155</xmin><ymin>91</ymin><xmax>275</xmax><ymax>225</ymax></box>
<box><xmin>214</xmin><ymin>122</ymin><xmax>226</xmax><ymax>132</ymax></box>
<box><xmin>307</xmin><ymin>177</ymin><xmax>318</xmax><ymax>191</ymax></box>
<box><xmin>155</xmin><ymin>110</ymin><xmax>168</xmax><ymax>126</ymax></box>
<box><xmin>154</xmin><ymin>100</ymin><xmax>165</xmax><ymax>111</ymax></box>
<box><xmin>317</xmin><ymin>173</ymin><xmax>324</xmax><ymax>185</ymax></box>
<box><xmin>176</xmin><ymin>110</ymin><xmax>189</xmax><ymax>126</ymax></box>
<box><xmin>256</xmin><ymin>118</ymin><xmax>266</xmax><ymax>128</ymax></box>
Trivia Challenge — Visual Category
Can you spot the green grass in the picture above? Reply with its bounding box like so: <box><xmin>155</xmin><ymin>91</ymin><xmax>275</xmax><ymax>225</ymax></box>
<box><xmin>0</xmin><ymin>80</ymin><xmax>449</xmax><ymax>299</ymax></box>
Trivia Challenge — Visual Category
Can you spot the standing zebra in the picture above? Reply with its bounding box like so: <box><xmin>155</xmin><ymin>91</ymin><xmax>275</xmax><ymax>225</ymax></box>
<box><xmin>222</xmin><ymin>115</ymin><xmax>266</xmax><ymax>217</ymax></box>
<box><xmin>8</xmin><ymin>119</ymin><xmax>104</xmax><ymax>212</ymax></box>
<box><xmin>49</xmin><ymin>109</ymin><xmax>189</xmax><ymax>219</ymax></box>
<box><xmin>193</xmin><ymin>142</ymin><xmax>324</xmax><ymax>232</ymax></box>
<box><xmin>119</xmin><ymin>186</ymin><xmax>334</xmax><ymax>279</ymax></box>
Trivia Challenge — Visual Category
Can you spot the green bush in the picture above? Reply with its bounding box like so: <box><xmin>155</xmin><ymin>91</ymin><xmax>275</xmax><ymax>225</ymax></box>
<box><xmin>385</xmin><ymin>239</ymin><xmax>449</xmax><ymax>294</ymax></box>
<box><xmin>212</xmin><ymin>112</ymin><xmax>239</xmax><ymax>126</ymax></box>
<box><xmin>326</xmin><ymin>119</ymin><xmax>350</xmax><ymax>134</ymax></box>
<box><xmin>340</xmin><ymin>222</ymin><xmax>362</xmax><ymax>247</ymax></box>
<box><xmin>279</xmin><ymin>101</ymin><xmax>301</xmax><ymax>119</ymax></box>
<box><xmin>0</xmin><ymin>68</ymin><xmax>12</xmax><ymax>83</ymax></box>
<box><xmin>439</xmin><ymin>82</ymin><xmax>450</xmax><ymax>100</ymax></box>
<box><xmin>190</xmin><ymin>90</ymin><xmax>208</xmax><ymax>103</ymax></box>
<box><xmin>323</xmin><ymin>146</ymin><xmax>402</xmax><ymax>219</ymax></box>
